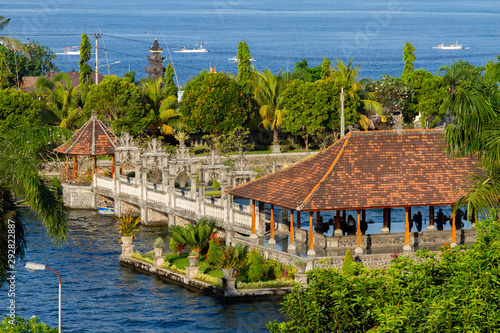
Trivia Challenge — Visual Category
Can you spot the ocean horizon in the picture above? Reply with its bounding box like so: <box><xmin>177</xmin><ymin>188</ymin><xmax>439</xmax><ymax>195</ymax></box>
<box><xmin>3</xmin><ymin>0</ymin><xmax>500</xmax><ymax>85</ymax></box>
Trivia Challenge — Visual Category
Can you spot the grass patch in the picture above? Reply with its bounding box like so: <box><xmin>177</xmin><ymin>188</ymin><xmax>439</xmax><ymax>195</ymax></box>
<box><xmin>205</xmin><ymin>190</ymin><xmax>221</xmax><ymax>197</ymax></box>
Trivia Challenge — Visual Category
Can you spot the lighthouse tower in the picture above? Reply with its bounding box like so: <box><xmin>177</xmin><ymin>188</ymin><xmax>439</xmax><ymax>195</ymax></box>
<box><xmin>144</xmin><ymin>38</ymin><xmax>165</xmax><ymax>81</ymax></box>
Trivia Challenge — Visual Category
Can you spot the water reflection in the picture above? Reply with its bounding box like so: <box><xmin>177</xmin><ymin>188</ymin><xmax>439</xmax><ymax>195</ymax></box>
<box><xmin>1</xmin><ymin>209</ymin><xmax>283</xmax><ymax>332</ymax></box>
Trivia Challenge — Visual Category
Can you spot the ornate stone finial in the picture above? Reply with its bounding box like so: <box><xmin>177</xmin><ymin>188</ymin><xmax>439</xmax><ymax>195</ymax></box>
<box><xmin>146</xmin><ymin>138</ymin><xmax>163</xmax><ymax>153</ymax></box>
<box><xmin>91</xmin><ymin>110</ymin><xmax>97</xmax><ymax>118</ymax></box>
<box><xmin>117</xmin><ymin>132</ymin><xmax>136</xmax><ymax>148</ymax></box>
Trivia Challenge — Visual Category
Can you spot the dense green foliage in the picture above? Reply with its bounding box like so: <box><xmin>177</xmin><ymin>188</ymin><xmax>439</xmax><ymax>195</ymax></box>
<box><xmin>79</xmin><ymin>33</ymin><xmax>93</xmax><ymax>86</ymax></box>
<box><xmin>0</xmin><ymin>40</ymin><xmax>58</xmax><ymax>87</ymax></box>
<box><xmin>0</xmin><ymin>316</ymin><xmax>57</xmax><ymax>332</ymax></box>
<box><xmin>83</xmin><ymin>75</ymin><xmax>146</xmax><ymax>135</ymax></box>
<box><xmin>169</xmin><ymin>218</ymin><xmax>218</xmax><ymax>254</ymax></box>
<box><xmin>0</xmin><ymin>88</ymin><xmax>42</xmax><ymax>130</ymax></box>
<box><xmin>269</xmin><ymin>212</ymin><xmax>500</xmax><ymax>332</ymax></box>
<box><xmin>181</xmin><ymin>72</ymin><xmax>253</xmax><ymax>135</ymax></box>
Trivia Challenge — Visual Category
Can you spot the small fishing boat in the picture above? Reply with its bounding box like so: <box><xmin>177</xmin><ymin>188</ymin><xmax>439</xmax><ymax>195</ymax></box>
<box><xmin>56</xmin><ymin>46</ymin><xmax>80</xmax><ymax>55</ymax></box>
<box><xmin>98</xmin><ymin>205</ymin><xmax>115</xmax><ymax>215</ymax></box>
<box><xmin>228</xmin><ymin>55</ymin><xmax>256</xmax><ymax>62</ymax></box>
<box><xmin>432</xmin><ymin>42</ymin><xmax>469</xmax><ymax>50</ymax></box>
<box><xmin>174</xmin><ymin>43</ymin><xmax>212</xmax><ymax>53</ymax></box>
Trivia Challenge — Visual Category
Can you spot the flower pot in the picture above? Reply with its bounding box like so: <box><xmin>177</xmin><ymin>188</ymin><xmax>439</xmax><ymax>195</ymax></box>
<box><xmin>188</xmin><ymin>255</ymin><xmax>199</xmax><ymax>267</ymax></box>
<box><xmin>296</xmin><ymin>265</ymin><xmax>306</xmax><ymax>274</ymax></box>
<box><xmin>121</xmin><ymin>236</ymin><xmax>132</xmax><ymax>246</ymax></box>
<box><xmin>154</xmin><ymin>247</ymin><xmax>163</xmax><ymax>257</ymax></box>
<box><xmin>222</xmin><ymin>268</ymin><xmax>235</xmax><ymax>279</ymax></box>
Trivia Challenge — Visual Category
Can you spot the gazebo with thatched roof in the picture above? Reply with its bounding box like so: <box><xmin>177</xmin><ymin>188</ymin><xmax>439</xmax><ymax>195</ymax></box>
<box><xmin>227</xmin><ymin>129</ymin><xmax>480</xmax><ymax>255</ymax></box>
<box><xmin>55</xmin><ymin>110</ymin><xmax>117</xmax><ymax>182</ymax></box>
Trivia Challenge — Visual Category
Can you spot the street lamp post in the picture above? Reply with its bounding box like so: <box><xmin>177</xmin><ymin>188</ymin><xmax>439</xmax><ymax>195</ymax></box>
<box><xmin>25</xmin><ymin>262</ymin><xmax>61</xmax><ymax>333</ymax></box>
<box><xmin>95</xmin><ymin>61</ymin><xmax>121</xmax><ymax>84</ymax></box>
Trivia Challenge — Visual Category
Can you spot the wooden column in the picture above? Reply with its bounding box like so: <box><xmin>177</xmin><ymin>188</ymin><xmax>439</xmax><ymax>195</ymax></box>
<box><xmin>297</xmin><ymin>211</ymin><xmax>301</xmax><ymax>229</ymax></box>
<box><xmin>288</xmin><ymin>210</ymin><xmax>296</xmax><ymax>253</ymax></box>
<box><xmin>356</xmin><ymin>209</ymin><xmax>361</xmax><ymax>248</ymax></box>
<box><xmin>111</xmin><ymin>155</ymin><xmax>115</xmax><ymax>178</ymax></box>
<box><xmin>251</xmin><ymin>200</ymin><xmax>256</xmax><ymax>236</ymax></box>
<box><xmin>355</xmin><ymin>209</ymin><xmax>363</xmax><ymax>254</ymax></box>
<box><xmin>308</xmin><ymin>211</ymin><xmax>315</xmax><ymax>255</ymax></box>
<box><xmin>382</xmin><ymin>208</ymin><xmax>390</xmax><ymax>233</ymax></box>
<box><xmin>65</xmin><ymin>155</ymin><xmax>69</xmax><ymax>181</ymax></box>
<box><xmin>334</xmin><ymin>210</ymin><xmax>342</xmax><ymax>236</ymax></box>
<box><xmin>451</xmin><ymin>205</ymin><xmax>456</xmax><ymax>246</ymax></box>
<box><xmin>269</xmin><ymin>204</ymin><xmax>275</xmax><ymax>245</ymax></box>
<box><xmin>73</xmin><ymin>156</ymin><xmax>78</xmax><ymax>181</ymax></box>
<box><xmin>404</xmin><ymin>207</ymin><xmax>411</xmax><ymax>251</ymax></box>
<box><xmin>428</xmin><ymin>206</ymin><xmax>435</xmax><ymax>231</ymax></box>
<box><xmin>92</xmin><ymin>155</ymin><xmax>97</xmax><ymax>181</ymax></box>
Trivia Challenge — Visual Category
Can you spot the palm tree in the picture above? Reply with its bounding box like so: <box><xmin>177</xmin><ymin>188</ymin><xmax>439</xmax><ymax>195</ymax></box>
<box><xmin>141</xmin><ymin>77</ymin><xmax>182</xmax><ymax>136</ymax></box>
<box><xmin>444</xmin><ymin>81</ymin><xmax>500</xmax><ymax>218</ymax></box>
<box><xmin>254</xmin><ymin>68</ymin><xmax>286</xmax><ymax>146</ymax></box>
<box><xmin>332</xmin><ymin>59</ymin><xmax>382</xmax><ymax>130</ymax></box>
<box><xmin>0</xmin><ymin>16</ymin><xmax>28</xmax><ymax>54</ymax></box>
<box><xmin>170</xmin><ymin>218</ymin><xmax>218</xmax><ymax>254</ymax></box>
<box><xmin>0</xmin><ymin>124</ymin><xmax>68</xmax><ymax>285</ymax></box>
<box><xmin>35</xmin><ymin>73</ymin><xmax>81</xmax><ymax>130</ymax></box>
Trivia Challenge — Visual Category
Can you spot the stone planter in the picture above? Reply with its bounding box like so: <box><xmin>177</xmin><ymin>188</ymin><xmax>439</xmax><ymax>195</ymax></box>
<box><xmin>121</xmin><ymin>236</ymin><xmax>132</xmax><ymax>245</ymax></box>
<box><xmin>154</xmin><ymin>247</ymin><xmax>163</xmax><ymax>257</ymax></box>
<box><xmin>188</xmin><ymin>255</ymin><xmax>199</xmax><ymax>267</ymax></box>
<box><xmin>296</xmin><ymin>265</ymin><xmax>306</xmax><ymax>274</ymax></box>
<box><xmin>222</xmin><ymin>268</ymin><xmax>235</xmax><ymax>279</ymax></box>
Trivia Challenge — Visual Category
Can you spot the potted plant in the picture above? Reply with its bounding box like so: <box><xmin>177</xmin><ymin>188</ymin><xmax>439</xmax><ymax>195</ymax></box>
<box><xmin>218</xmin><ymin>244</ymin><xmax>248</xmax><ymax>279</ymax></box>
<box><xmin>188</xmin><ymin>250</ymin><xmax>199</xmax><ymax>267</ymax></box>
<box><xmin>170</xmin><ymin>218</ymin><xmax>218</xmax><ymax>255</ymax></box>
<box><xmin>117</xmin><ymin>215</ymin><xmax>141</xmax><ymax>245</ymax></box>
<box><xmin>294</xmin><ymin>259</ymin><xmax>307</xmax><ymax>274</ymax></box>
<box><xmin>154</xmin><ymin>237</ymin><xmax>164</xmax><ymax>257</ymax></box>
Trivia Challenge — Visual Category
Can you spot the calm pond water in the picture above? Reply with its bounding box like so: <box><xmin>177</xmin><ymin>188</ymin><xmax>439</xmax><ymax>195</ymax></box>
<box><xmin>1</xmin><ymin>209</ymin><xmax>284</xmax><ymax>332</ymax></box>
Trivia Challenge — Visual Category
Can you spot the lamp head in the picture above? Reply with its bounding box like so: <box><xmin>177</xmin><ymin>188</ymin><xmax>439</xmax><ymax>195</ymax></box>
<box><xmin>25</xmin><ymin>262</ymin><xmax>46</xmax><ymax>272</ymax></box>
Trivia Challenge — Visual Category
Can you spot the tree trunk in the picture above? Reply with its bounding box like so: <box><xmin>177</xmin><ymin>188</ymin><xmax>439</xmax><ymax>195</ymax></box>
<box><xmin>305</xmin><ymin>134</ymin><xmax>309</xmax><ymax>152</ymax></box>
<box><xmin>273</xmin><ymin>128</ymin><xmax>278</xmax><ymax>146</ymax></box>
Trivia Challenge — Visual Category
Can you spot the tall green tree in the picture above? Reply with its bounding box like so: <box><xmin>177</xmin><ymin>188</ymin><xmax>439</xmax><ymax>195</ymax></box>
<box><xmin>180</xmin><ymin>72</ymin><xmax>252</xmax><ymax>136</ymax></box>
<box><xmin>79</xmin><ymin>34</ymin><xmax>93</xmax><ymax>86</ymax></box>
<box><xmin>402</xmin><ymin>41</ymin><xmax>416</xmax><ymax>79</ymax></box>
<box><xmin>281</xmin><ymin>79</ymin><xmax>332</xmax><ymax>150</ymax></box>
<box><xmin>320</xmin><ymin>56</ymin><xmax>331</xmax><ymax>80</ymax></box>
<box><xmin>0</xmin><ymin>41</ymin><xmax>58</xmax><ymax>88</ymax></box>
<box><xmin>237</xmin><ymin>40</ymin><xmax>252</xmax><ymax>85</ymax></box>
<box><xmin>83</xmin><ymin>75</ymin><xmax>146</xmax><ymax>135</ymax></box>
<box><xmin>254</xmin><ymin>69</ymin><xmax>286</xmax><ymax>146</ymax></box>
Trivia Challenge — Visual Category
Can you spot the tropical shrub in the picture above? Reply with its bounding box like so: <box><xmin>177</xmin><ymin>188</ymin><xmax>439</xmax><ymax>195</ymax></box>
<box><xmin>117</xmin><ymin>215</ymin><xmax>141</xmax><ymax>242</ymax></box>
<box><xmin>269</xmin><ymin>211</ymin><xmax>500</xmax><ymax>332</ymax></box>
<box><xmin>170</xmin><ymin>218</ymin><xmax>218</xmax><ymax>254</ymax></box>
<box><xmin>0</xmin><ymin>316</ymin><xmax>57</xmax><ymax>332</ymax></box>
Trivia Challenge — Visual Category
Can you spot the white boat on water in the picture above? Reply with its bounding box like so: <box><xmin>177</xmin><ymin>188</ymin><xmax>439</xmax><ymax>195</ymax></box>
<box><xmin>433</xmin><ymin>42</ymin><xmax>469</xmax><ymax>50</ymax></box>
<box><xmin>228</xmin><ymin>55</ymin><xmax>256</xmax><ymax>62</ymax></box>
<box><xmin>174</xmin><ymin>43</ymin><xmax>212</xmax><ymax>53</ymax></box>
<box><xmin>56</xmin><ymin>46</ymin><xmax>80</xmax><ymax>55</ymax></box>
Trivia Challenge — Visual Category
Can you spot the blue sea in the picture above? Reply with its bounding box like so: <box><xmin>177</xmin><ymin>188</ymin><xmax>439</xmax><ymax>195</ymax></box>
<box><xmin>3</xmin><ymin>0</ymin><xmax>500</xmax><ymax>86</ymax></box>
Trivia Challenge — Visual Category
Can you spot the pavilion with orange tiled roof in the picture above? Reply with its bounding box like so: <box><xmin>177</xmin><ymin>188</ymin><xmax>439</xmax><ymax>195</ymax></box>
<box><xmin>55</xmin><ymin>110</ymin><xmax>117</xmax><ymax>182</ymax></box>
<box><xmin>227</xmin><ymin>129</ymin><xmax>480</xmax><ymax>255</ymax></box>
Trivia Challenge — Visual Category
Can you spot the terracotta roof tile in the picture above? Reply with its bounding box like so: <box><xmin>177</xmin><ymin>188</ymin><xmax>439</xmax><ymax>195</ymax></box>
<box><xmin>55</xmin><ymin>111</ymin><xmax>117</xmax><ymax>156</ymax></box>
<box><xmin>227</xmin><ymin>130</ymin><xmax>480</xmax><ymax>211</ymax></box>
